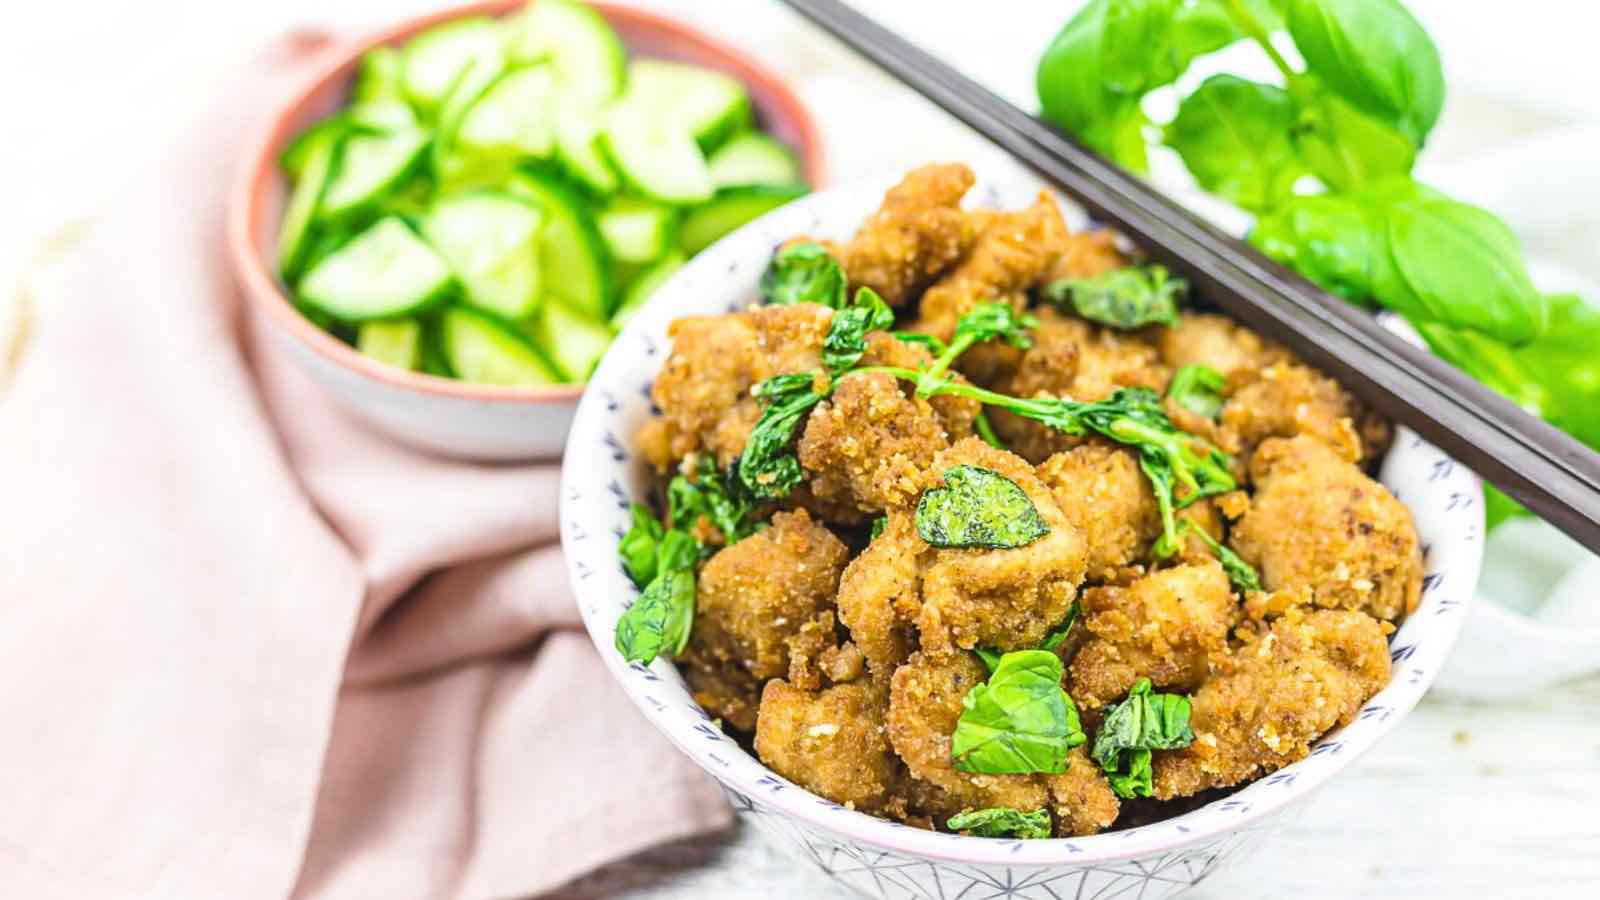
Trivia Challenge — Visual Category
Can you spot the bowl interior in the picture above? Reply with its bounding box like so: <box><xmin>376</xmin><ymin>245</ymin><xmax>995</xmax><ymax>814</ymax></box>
<box><xmin>561</xmin><ymin>169</ymin><xmax>1484</xmax><ymax>866</ymax></box>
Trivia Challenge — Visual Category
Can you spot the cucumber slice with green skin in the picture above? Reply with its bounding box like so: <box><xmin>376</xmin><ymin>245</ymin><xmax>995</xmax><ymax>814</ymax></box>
<box><xmin>347</xmin><ymin>100</ymin><xmax>419</xmax><ymax>132</ymax></box>
<box><xmin>353</xmin><ymin>47</ymin><xmax>407</xmax><ymax>104</ymax></box>
<box><xmin>417</xmin><ymin>319</ymin><xmax>455</xmax><ymax>377</ymax></box>
<box><xmin>456</xmin><ymin>65</ymin><xmax>559</xmax><ymax>160</ymax></box>
<box><xmin>528</xmin><ymin>299</ymin><xmax>615</xmax><ymax>382</ymax></box>
<box><xmin>280</xmin><ymin>116</ymin><xmax>351</xmax><ymax>181</ymax></box>
<box><xmin>596</xmin><ymin>196</ymin><xmax>677</xmax><ymax>264</ymax></box>
<box><xmin>505</xmin><ymin>172</ymin><xmax>610</xmax><ymax>319</ymax></box>
<box><xmin>401</xmin><ymin>17</ymin><xmax>506</xmax><ymax>116</ymax></box>
<box><xmin>319</xmin><ymin>128</ymin><xmax>430</xmax><ymax>221</ymax></box>
<box><xmin>623</xmin><ymin>59</ymin><xmax>752</xmax><ymax>152</ymax></box>
<box><xmin>612</xmin><ymin>250</ymin><xmax>685</xmax><ymax>330</ymax></box>
<box><xmin>679</xmin><ymin>184</ymin><xmax>809</xmax><ymax>255</ymax></box>
<box><xmin>299</xmin><ymin>218</ymin><xmax>453</xmax><ymax>321</ymax></box>
<box><xmin>421</xmin><ymin>192</ymin><xmax>545</xmax><ymax>320</ymax></box>
<box><xmin>441</xmin><ymin>306</ymin><xmax>562</xmax><ymax>386</ymax></box>
<box><xmin>357</xmin><ymin>318</ymin><xmax>422</xmax><ymax>370</ymax></box>
<box><xmin>281</xmin><ymin>105</ymin><xmax>415</xmax><ymax>181</ymax></box>
<box><xmin>601</xmin><ymin>115</ymin><xmax>715</xmax><ymax>206</ymax></box>
<box><xmin>506</xmin><ymin>0</ymin><xmax>625</xmax><ymax>107</ymax></box>
<box><xmin>278</xmin><ymin>130</ymin><xmax>340</xmax><ymax>280</ymax></box>
<box><xmin>707</xmin><ymin>132</ymin><xmax>800</xmax><ymax>187</ymax></box>
<box><xmin>554</xmin><ymin>101</ymin><xmax>618</xmax><ymax>195</ymax></box>
<box><xmin>432</xmin><ymin>55</ymin><xmax>509</xmax><ymax>168</ymax></box>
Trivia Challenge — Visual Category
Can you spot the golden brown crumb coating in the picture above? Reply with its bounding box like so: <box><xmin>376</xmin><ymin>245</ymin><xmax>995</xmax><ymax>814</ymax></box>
<box><xmin>691</xmin><ymin>509</ymin><xmax>850</xmax><ymax>680</ymax></box>
<box><xmin>834</xmin><ymin>511</ymin><xmax>929</xmax><ymax>677</ymax></box>
<box><xmin>680</xmin><ymin>650</ymin><xmax>762</xmax><ymax>733</ymax></box>
<box><xmin>1044</xmin><ymin>745</ymin><xmax>1123</xmax><ymax>837</ymax></box>
<box><xmin>916</xmin><ymin>192</ymin><xmax>1071</xmax><ymax>342</ymax></box>
<box><xmin>755</xmin><ymin>679</ymin><xmax>902</xmax><ymax>814</ymax></box>
<box><xmin>834</xmin><ymin>163</ymin><xmax>977</xmax><ymax>307</ymax></box>
<box><xmin>1157</xmin><ymin>312</ymin><xmax>1289</xmax><ymax>380</ymax></box>
<box><xmin>1152</xmin><ymin>609</ymin><xmax>1390</xmax><ymax>798</ymax></box>
<box><xmin>917</xmin><ymin>439</ymin><xmax>1087</xmax><ymax>654</ymax></box>
<box><xmin>1037</xmin><ymin>443</ymin><xmax>1161</xmax><ymax>581</ymax></box>
<box><xmin>1069</xmin><ymin>562</ymin><xmax>1236</xmax><ymax>711</ymax></box>
<box><xmin>1231</xmin><ymin>436</ymin><xmax>1423</xmax><ymax>623</ymax></box>
<box><xmin>1043</xmin><ymin>228</ymin><xmax>1130</xmax><ymax>283</ymax></box>
<box><xmin>1220</xmin><ymin>360</ymin><xmax>1369</xmax><ymax>465</ymax></box>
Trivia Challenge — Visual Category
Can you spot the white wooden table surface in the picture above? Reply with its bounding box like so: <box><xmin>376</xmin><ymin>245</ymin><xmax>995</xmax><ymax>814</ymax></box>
<box><xmin>5</xmin><ymin>2</ymin><xmax>1599</xmax><ymax>897</ymax></box>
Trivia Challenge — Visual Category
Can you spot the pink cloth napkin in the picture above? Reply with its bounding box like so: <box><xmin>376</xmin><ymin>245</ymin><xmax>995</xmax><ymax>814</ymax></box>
<box><xmin>0</xmin><ymin>35</ymin><xmax>729</xmax><ymax>900</ymax></box>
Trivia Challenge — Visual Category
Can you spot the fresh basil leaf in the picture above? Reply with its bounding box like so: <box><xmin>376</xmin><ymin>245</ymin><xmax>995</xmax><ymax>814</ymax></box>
<box><xmin>1165</xmin><ymin>75</ymin><xmax>1302</xmax><ymax>213</ymax></box>
<box><xmin>1289</xmin><ymin>83</ymin><xmax>1415</xmax><ymax>192</ymax></box>
<box><xmin>822</xmin><ymin>287</ymin><xmax>895</xmax><ymax>375</ymax></box>
<box><xmin>1248</xmin><ymin>191</ymin><xmax>1383</xmax><ymax>302</ymax></box>
<box><xmin>619</xmin><ymin>503</ymin><xmax>665</xmax><ymax>588</ymax></box>
<box><xmin>1171</xmin><ymin>0</ymin><xmax>1285</xmax><ymax>63</ymax></box>
<box><xmin>946</xmin><ymin>806</ymin><xmax>1052</xmax><ymax>840</ymax></box>
<box><xmin>1039</xmin><ymin>604</ymin><xmax>1079</xmax><ymax>654</ymax></box>
<box><xmin>737</xmin><ymin>373</ymin><xmax>828</xmax><ymax>501</ymax></box>
<box><xmin>1091</xmin><ymin>678</ymin><xmax>1195</xmax><ymax>798</ymax></box>
<box><xmin>1482</xmin><ymin>484</ymin><xmax>1529</xmax><ymax>531</ymax></box>
<box><xmin>1167</xmin><ymin>363</ymin><xmax>1226</xmax><ymax>420</ymax></box>
<box><xmin>1285</xmin><ymin>0</ymin><xmax>1444</xmax><ymax>146</ymax></box>
<box><xmin>952</xmin><ymin>649</ymin><xmax>1086</xmax><ymax>775</ymax></box>
<box><xmin>668</xmin><ymin>456</ymin><xmax>761</xmax><ymax>548</ymax></box>
<box><xmin>614</xmin><ymin>567</ymin><xmax>696</xmax><ymax>666</ymax></box>
<box><xmin>915</xmin><ymin>465</ymin><xmax>1050</xmax><ymax>550</ymax></box>
<box><xmin>1041</xmin><ymin>264</ymin><xmax>1185</xmax><ymax>329</ymax></box>
<box><xmin>760</xmin><ymin>241</ymin><xmax>847</xmax><ymax>308</ymax></box>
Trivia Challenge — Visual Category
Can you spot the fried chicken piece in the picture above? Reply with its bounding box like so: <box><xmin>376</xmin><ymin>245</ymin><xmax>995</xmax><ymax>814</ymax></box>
<box><xmin>786</xmin><ymin>611</ymin><xmax>869</xmax><ymax>690</ymax></box>
<box><xmin>755</xmin><ymin>679</ymin><xmax>902</xmax><ymax>814</ymax></box>
<box><xmin>1069</xmin><ymin>561</ymin><xmax>1236</xmax><ymax>711</ymax></box>
<box><xmin>646</xmin><ymin>304</ymin><xmax>832</xmax><ymax>470</ymax></box>
<box><xmin>916</xmin><ymin>191</ymin><xmax>1071</xmax><ymax>342</ymax></box>
<box><xmin>681</xmin><ymin>650</ymin><xmax>762</xmax><ymax>732</ymax></box>
<box><xmin>1037</xmin><ymin>443</ymin><xmax>1161</xmax><ymax>581</ymax></box>
<box><xmin>691</xmin><ymin>509</ymin><xmax>850</xmax><ymax>680</ymax></box>
<box><xmin>1152</xmin><ymin>609</ymin><xmax>1391</xmax><ymax>798</ymax></box>
<box><xmin>1231</xmin><ymin>436</ymin><xmax>1422</xmax><ymax>624</ymax></box>
<box><xmin>835</xmin><ymin>510</ymin><xmax>928</xmax><ymax>677</ymax></box>
<box><xmin>1220</xmin><ymin>360</ymin><xmax>1369</xmax><ymax>465</ymax></box>
<box><xmin>917</xmin><ymin>439</ymin><xmax>1087</xmax><ymax>654</ymax></box>
<box><xmin>1044</xmin><ymin>744</ymin><xmax>1122</xmax><ymax>837</ymax></box>
<box><xmin>1043</xmin><ymin>228</ymin><xmax>1130</xmax><ymax>283</ymax></box>
<box><xmin>888</xmin><ymin>652</ymin><xmax>1051</xmax><ymax>822</ymax></box>
<box><xmin>1157</xmin><ymin>313</ymin><xmax>1289</xmax><ymax>380</ymax></box>
<box><xmin>834</xmin><ymin>163</ymin><xmax>977</xmax><ymax>307</ymax></box>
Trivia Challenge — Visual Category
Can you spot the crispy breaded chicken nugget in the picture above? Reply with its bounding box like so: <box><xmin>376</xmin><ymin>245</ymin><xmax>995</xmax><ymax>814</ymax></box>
<box><xmin>835</xmin><ymin>163</ymin><xmax>977</xmax><ymax>307</ymax></box>
<box><xmin>786</xmin><ymin>611</ymin><xmax>868</xmax><ymax>690</ymax></box>
<box><xmin>1043</xmin><ymin>228</ymin><xmax>1130</xmax><ymax>283</ymax></box>
<box><xmin>1069</xmin><ymin>561</ymin><xmax>1236</xmax><ymax>711</ymax></box>
<box><xmin>1044</xmin><ymin>744</ymin><xmax>1123</xmax><ymax>837</ymax></box>
<box><xmin>916</xmin><ymin>191</ymin><xmax>1071</xmax><ymax>342</ymax></box>
<box><xmin>1231</xmin><ymin>436</ymin><xmax>1422</xmax><ymax>623</ymax></box>
<box><xmin>918</xmin><ymin>439</ymin><xmax>1086</xmax><ymax>654</ymax></box>
<box><xmin>1220</xmin><ymin>360</ymin><xmax>1370</xmax><ymax>465</ymax></box>
<box><xmin>835</xmin><ymin>510</ymin><xmax>928</xmax><ymax>677</ymax></box>
<box><xmin>1152</xmin><ymin>609</ymin><xmax>1390</xmax><ymax>798</ymax></box>
<box><xmin>1037</xmin><ymin>443</ymin><xmax>1162</xmax><ymax>580</ymax></box>
<box><xmin>755</xmin><ymin>679</ymin><xmax>903</xmax><ymax>814</ymax></box>
<box><xmin>1157</xmin><ymin>312</ymin><xmax>1289</xmax><ymax>380</ymax></box>
<box><xmin>691</xmin><ymin>509</ymin><xmax>850</xmax><ymax>680</ymax></box>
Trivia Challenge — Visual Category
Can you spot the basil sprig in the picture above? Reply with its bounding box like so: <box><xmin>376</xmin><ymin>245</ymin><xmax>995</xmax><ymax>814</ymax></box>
<box><xmin>619</xmin><ymin>503</ymin><xmax>666</xmax><ymax>588</ymax></box>
<box><xmin>915</xmin><ymin>465</ymin><xmax>1050</xmax><ymax>550</ymax></box>
<box><xmin>946</xmin><ymin>806</ymin><xmax>1052</xmax><ymax>840</ymax></box>
<box><xmin>1040</xmin><ymin>264</ymin><xmax>1185</xmax><ymax>330</ymax></box>
<box><xmin>1091</xmin><ymin>678</ymin><xmax>1196</xmax><ymax>798</ymax></box>
<box><xmin>951</xmin><ymin>649</ymin><xmax>1086</xmax><ymax>775</ymax></box>
<box><xmin>759</xmin><ymin>241</ymin><xmax>847</xmax><ymax>308</ymax></box>
<box><xmin>614</xmin><ymin>530</ymin><xmax>701</xmax><ymax>666</ymax></box>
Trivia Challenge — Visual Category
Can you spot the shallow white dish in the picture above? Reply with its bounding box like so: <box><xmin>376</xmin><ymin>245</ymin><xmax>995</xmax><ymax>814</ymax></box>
<box><xmin>561</xmin><ymin>170</ymin><xmax>1484</xmax><ymax>899</ymax></box>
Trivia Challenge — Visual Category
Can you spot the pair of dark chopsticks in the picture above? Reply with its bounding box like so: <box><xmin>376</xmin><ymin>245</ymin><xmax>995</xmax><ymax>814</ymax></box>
<box><xmin>779</xmin><ymin>0</ymin><xmax>1600</xmax><ymax>555</ymax></box>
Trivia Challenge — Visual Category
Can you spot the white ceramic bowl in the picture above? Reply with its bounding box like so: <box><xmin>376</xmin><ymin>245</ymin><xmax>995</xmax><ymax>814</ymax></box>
<box><xmin>562</xmin><ymin>170</ymin><xmax>1484</xmax><ymax>899</ymax></box>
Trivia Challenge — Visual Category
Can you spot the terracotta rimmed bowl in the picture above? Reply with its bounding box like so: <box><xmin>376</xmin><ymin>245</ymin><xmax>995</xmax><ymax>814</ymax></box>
<box><xmin>230</xmin><ymin>0</ymin><xmax>823</xmax><ymax>460</ymax></box>
<box><xmin>562</xmin><ymin>170</ymin><xmax>1484</xmax><ymax>898</ymax></box>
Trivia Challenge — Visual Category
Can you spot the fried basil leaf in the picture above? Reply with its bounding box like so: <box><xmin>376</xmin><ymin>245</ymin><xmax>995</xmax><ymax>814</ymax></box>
<box><xmin>737</xmin><ymin>373</ymin><xmax>828</xmax><ymax>500</ymax></box>
<box><xmin>1167</xmin><ymin>363</ymin><xmax>1225</xmax><ymax>420</ymax></box>
<box><xmin>1041</xmin><ymin>265</ymin><xmax>1185</xmax><ymax>330</ymax></box>
<box><xmin>952</xmin><ymin>301</ymin><xmax>1038</xmax><ymax>349</ymax></box>
<box><xmin>891</xmin><ymin>330</ymin><xmax>947</xmax><ymax>356</ymax></box>
<box><xmin>619</xmin><ymin>502</ymin><xmax>665</xmax><ymax>588</ymax></box>
<box><xmin>1039</xmin><ymin>604</ymin><xmax>1079</xmax><ymax>653</ymax></box>
<box><xmin>952</xmin><ymin>649</ymin><xmax>1085</xmax><ymax>775</ymax></box>
<box><xmin>1178</xmin><ymin>519</ymin><xmax>1262</xmax><ymax>593</ymax></box>
<box><xmin>1091</xmin><ymin>678</ymin><xmax>1195</xmax><ymax>798</ymax></box>
<box><xmin>946</xmin><ymin>806</ymin><xmax>1052</xmax><ymax>840</ymax></box>
<box><xmin>822</xmin><ymin>287</ymin><xmax>895</xmax><ymax>375</ymax></box>
<box><xmin>915</xmin><ymin>465</ymin><xmax>1050</xmax><ymax>549</ymax></box>
<box><xmin>869</xmin><ymin>515</ymin><xmax>888</xmax><ymax>541</ymax></box>
<box><xmin>614</xmin><ymin>566</ymin><xmax>696</xmax><ymax>666</ymax></box>
<box><xmin>668</xmin><ymin>456</ymin><xmax>760</xmax><ymax>548</ymax></box>
<box><xmin>759</xmin><ymin>241</ymin><xmax>847</xmax><ymax>308</ymax></box>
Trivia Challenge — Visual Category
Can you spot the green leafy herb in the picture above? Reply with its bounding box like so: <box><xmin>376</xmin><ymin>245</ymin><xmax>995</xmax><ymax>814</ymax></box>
<box><xmin>822</xmin><ymin>287</ymin><xmax>896</xmax><ymax>375</ymax></box>
<box><xmin>915</xmin><ymin>465</ymin><xmax>1051</xmax><ymax>550</ymax></box>
<box><xmin>946</xmin><ymin>807</ymin><xmax>1053</xmax><ymax>840</ymax></box>
<box><xmin>736</xmin><ymin>373</ymin><xmax>829</xmax><ymax>501</ymax></box>
<box><xmin>891</xmin><ymin>331</ymin><xmax>947</xmax><ymax>355</ymax></box>
<box><xmin>669</xmin><ymin>456</ymin><xmax>761</xmax><ymax>548</ymax></box>
<box><xmin>914</xmin><ymin>301</ymin><xmax>1036</xmax><ymax>397</ymax></box>
<box><xmin>973</xmin><ymin>411</ymin><xmax>1007</xmax><ymax>450</ymax></box>
<box><xmin>952</xmin><ymin>649</ymin><xmax>1086</xmax><ymax>775</ymax></box>
<box><xmin>1091</xmin><ymin>678</ymin><xmax>1195</xmax><ymax>798</ymax></box>
<box><xmin>1040</xmin><ymin>604</ymin><xmax>1079</xmax><ymax>653</ymax></box>
<box><xmin>759</xmin><ymin>241</ymin><xmax>847</xmax><ymax>308</ymax></box>
<box><xmin>869</xmin><ymin>515</ymin><xmax>888</xmax><ymax>541</ymax></box>
<box><xmin>1167</xmin><ymin>363</ymin><xmax>1226</xmax><ymax>419</ymax></box>
<box><xmin>1288</xmin><ymin>81</ymin><xmax>1416</xmax><ymax>192</ymax></box>
<box><xmin>1165</xmin><ymin>74</ymin><xmax>1303</xmax><ymax>213</ymax></box>
<box><xmin>619</xmin><ymin>503</ymin><xmax>665</xmax><ymax>588</ymax></box>
<box><xmin>1176</xmin><ymin>519</ymin><xmax>1262</xmax><ymax>593</ymax></box>
<box><xmin>1284</xmin><ymin>0</ymin><xmax>1444</xmax><ymax>146</ymax></box>
<box><xmin>1041</xmin><ymin>264</ymin><xmax>1185</xmax><ymax>330</ymax></box>
<box><xmin>1248</xmin><ymin>191</ymin><xmax>1383</xmax><ymax>303</ymax></box>
<box><xmin>614</xmin><ymin>566</ymin><xmax>696</xmax><ymax>666</ymax></box>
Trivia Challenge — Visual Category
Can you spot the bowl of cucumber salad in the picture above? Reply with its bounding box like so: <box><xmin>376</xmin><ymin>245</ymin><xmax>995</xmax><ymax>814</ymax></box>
<box><xmin>231</xmin><ymin>0</ymin><xmax>820</xmax><ymax>459</ymax></box>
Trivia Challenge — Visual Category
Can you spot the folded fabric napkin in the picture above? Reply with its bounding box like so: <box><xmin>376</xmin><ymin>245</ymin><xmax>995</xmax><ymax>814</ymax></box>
<box><xmin>0</xmin><ymin>34</ymin><xmax>728</xmax><ymax>900</ymax></box>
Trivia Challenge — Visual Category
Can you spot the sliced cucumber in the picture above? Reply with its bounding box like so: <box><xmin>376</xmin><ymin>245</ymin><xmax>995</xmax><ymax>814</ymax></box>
<box><xmin>455</xmin><ymin>65</ymin><xmax>559</xmax><ymax>160</ymax></box>
<box><xmin>347</xmin><ymin>100</ymin><xmax>419</xmax><ymax>132</ymax></box>
<box><xmin>298</xmin><ymin>218</ymin><xmax>453</xmax><ymax>321</ymax></box>
<box><xmin>433</xmin><ymin>54</ymin><xmax>509</xmax><ymax>165</ymax></box>
<box><xmin>529</xmin><ymin>299</ymin><xmax>614</xmax><ymax>382</ymax></box>
<box><xmin>708</xmin><ymin>132</ymin><xmax>800</xmax><ymax>187</ymax></box>
<box><xmin>353</xmin><ymin>47</ymin><xmax>406</xmax><ymax>104</ymax></box>
<box><xmin>506</xmin><ymin>0</ymin><xmax>625</xmax><ymax>106</ymax></box>
<box><xmin>596</xmin><ymin>196</ymin><xmax>677</xmax><ymax>264</ymax></box>
<box><xmin>624</xmin><ymin>59</ymin><xmax>751</xmax><ymax>151</ymax></box>
<box><xmin>278</xmin><ymin>130</ymin><xmax>339</xmax><ymax>280</ymax></box>
<box><xmin>441</xmin><ymin>306</ymin><xmax>562</xmax><ymax>386</ymax></box>
<box><xmin>280</xmin><ymin>116</ymin><xmax>350</xmax><ymax>181</ymax></box>
<box><xmin>417</xmin><ymin>319</ymin><xmax>454</xmax><ymax>377</ymax></box>
<box><xmin>319</xmin><ymin>128</ymin><xmax>429</xmax><ymax>220</ymax></box>
<box><xmin>679</xmin><ymin>184</ymin><xmax>809</xmax><ymax>255</ymax></box>
<box><xmin>505</xmin><ymin>172</ymin><xmax>610</xmax><ymax>318</ymax></box>
<box><xmin>555</xmin><ymin>101</ymin><xmax>618</xmax><ymax>195</ymax></box>
<box><xmin>421</xmin><ymin>192</ymin><xmax>544</xmax><ymax>319</ymax></box>
<box><xmin>401</xmin><ymin>17</ymin><xmax>506</xmax><ymax>115</ymax></box>
<box><xmin>602</xmin><ymin>114</ymin><xmax>714</xmax><ymax>205</ymax></box>
<box><xmin>357</xmin><ymin>318</ymin><xmax>422</xmax><ymax>370</ymax></box>
<box><xmin>612</xmin><ymin>250</ymin><xmax>685</xmax><ymax>330</ymax></box>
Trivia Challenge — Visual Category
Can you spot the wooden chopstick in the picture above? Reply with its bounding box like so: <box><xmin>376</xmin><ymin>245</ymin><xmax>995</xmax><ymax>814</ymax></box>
<box><xmin>779</xmin><ymin>0</ymin><xmax>1600</xmax><ymax>555</ymax></box>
